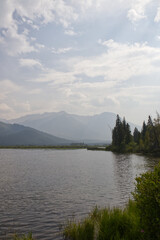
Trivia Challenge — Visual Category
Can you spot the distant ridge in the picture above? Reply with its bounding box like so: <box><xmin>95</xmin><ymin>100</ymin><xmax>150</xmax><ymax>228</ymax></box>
<box><xmin>8</xmin><ymin>111</ymin><xmax>140</xmax><ymax>142</ymax></box>
<box><xmin>0</xmin><ymin>121</ymin><xmax>72</xmax><ymax>146</ymax></box>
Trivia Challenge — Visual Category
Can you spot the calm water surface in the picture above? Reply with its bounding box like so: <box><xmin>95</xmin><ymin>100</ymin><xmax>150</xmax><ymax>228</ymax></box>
<box><xmin>0</xmin><ymin>149</ymin><xmax>159</xmax><ymax>239</ymax></box>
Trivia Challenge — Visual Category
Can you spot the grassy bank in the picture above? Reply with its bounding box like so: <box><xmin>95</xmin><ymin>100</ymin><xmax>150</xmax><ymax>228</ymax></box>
<box><xmin>87</xmin><ymin>146</ymin><xmax>106</xmax><ymax>151</ymax></box>
<box><xmin>64</xmin><ymin>162</ymin><xmax>160</xmax><ymax>240</ymax></box>
<box><xmin>63</xmin><ymin>200</ymin><xmax>142</xmax><ymax>240</ymax></box>
<box><xmin>0</xmin><ymin>145</ymin><xmax>87</xmax><ymax>150</ymax></box>
<box><xmin>105</xmin><ymin>144</ymin><xmax>160</xmax><ymax>157</ymax></box>
<box><xmin>13</xmin><ymin>233</ymin><xmax>34</xmax><ymax>240</ymax></box>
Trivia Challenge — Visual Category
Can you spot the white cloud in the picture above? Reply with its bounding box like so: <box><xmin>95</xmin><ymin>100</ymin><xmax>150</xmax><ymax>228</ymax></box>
<box><xmin>127</xmin><ymin>0</ymin><xmax>152</xmax><ymax>23</ymax></box>
<box><xmin>0</xmin><ymin>0</ymin><xmax>78</xmax><ymax>56</ymax></box>
<box><xmin>0</xmin><ymin>24</ymin><xmax>36</xmax><ymax>56</ymax></box>
<box><xmin>127</xmin><ymin>9</ymin><xmax>146</xmax><ymax>22</ymax></box>
<box><xmin>0</xmin><ymin>103</ymin><xmax>13</xmax><ymax>112</ymax></box>
<box><xmin>19</xmin><ymin>58</ymin><xmax>42</xmax><ymax>68</ymax></box>
<box><xmin>0</xmin><ymin>0</ymin><xmax>79</xmax><ymax>29</ymax></box>
<box><xmin>29</xmin><ymin>89</ymin><xmax>42</xmax><ymax>95</ymax></box>
<box><xmin>69</xmin><ymin>40</ymin><xmax>160</xmax><ymax>83</ymax></box>
<box><xmin>0</xmin><ymin>0</ymin><xmax>157</xmax><ymax>31</ymax></box>
<box><xmin>0</xmin><ymin>79</ymin><xmax>21</xmax><ymax>93</ymax></box>
<box><xmin>23</xmin><ymin>39</ymin><xmax>160</xmax><ymax>123</ymax></box>
<box><xmin>26</xmin><ymin>38</ymin><xmax>160</xmax><ymax>122</ymax></box>
<box><xmin>64</xmin><ymin>29</ymin><xmax>77</xmax><ymax>36</ymax></box>
<box><xmin>156</xmin><ymin>35</ymin><xmax>160</xmax><ymax>41</ymax></box>
<box><xmin>12</xmin><ymin>101</ymin><xmax>31</xmax><ymax>113</ymax></box>
<box><xmin>0</xmin><ymin>79</ymin><xmax>21</xmax><ymax>103</ymax></box>
<box><xmin>1</xmin><ymin>0</ymin><xmax>160</xmax><ymax>122</ymax></box>
<box><xmin>0</xmin><ymin>0</ymin><xmax>158</xmax><ymax>56</ymax></box>
<box><xmin>154</xmin><ymin>7</ymin><xmax>160</xmax><ymax>22</ymax></box>
<box><xmin>32</xmin><ymin>39</ymin><xmax>160</xmax><ymax>86</ymax></box>
<box><xmin>36</xmin><ymin>43</ymin><xmax>45</xmax><ymax>49</ymax></box>
<box><xmin>52</xmin><ymin>47</ymin><xmax>72</xmax><ymax>54</ymax></box>
<box><xmin>0</xmin><ymin>0</ymin><xmax>15</xmax><ymax>29</ymax></box>
<box><xmin>34</xmin><ymin>69</ymin><xmax>77</xmax><ymax>84</ymax></box>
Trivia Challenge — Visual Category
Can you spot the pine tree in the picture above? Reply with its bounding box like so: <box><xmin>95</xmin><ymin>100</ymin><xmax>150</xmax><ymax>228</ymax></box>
<box><xmin>112</xmin><ymin>115</ymin><xmax>123</xmax><ymax>148</ymax></box>
<box><xmin>112</xmin><ymin>115</ymin><xmax>132</xmax><ymax>150</ymax></box>
<box><xmin>153</xmin><ymin>112</ymin><xmax>160</xmax><ymax>149</ymax></box>
<box><xmin>111</xmin><ymin>113</ymin><xmax>160</xmax><ymax>154</ymax></box>
<box><xmin>125</xmin><ymin>123</ymin><xmax>132</xmax><ymax>144</ymax></box>
<box><xmin>146</xmin><ymin>115</ymin><xmax>159</xmax><ymax>150</ymax></box>
<box><xmin>133</xmin><ymin>127</ymin><xmax>141</xmax><ymax>144</ymax></box>
<box><xmin>141</xmin><ymin>121</ymin><xmax>147</xmax><ymax>141</ymax></box>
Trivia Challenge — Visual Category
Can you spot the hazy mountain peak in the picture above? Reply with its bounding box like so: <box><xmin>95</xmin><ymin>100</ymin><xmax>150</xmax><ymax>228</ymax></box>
<box><xmin>5</xmin><ymin>111</ymin><xmax>139</xmax><ymax>143</ymax></box>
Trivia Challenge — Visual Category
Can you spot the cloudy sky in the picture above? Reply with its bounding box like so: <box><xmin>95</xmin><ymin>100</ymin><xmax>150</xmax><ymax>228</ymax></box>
<box><xmin>0</xmin><ymin>0</ymin><xmax>160</xmax><ymax>124</ymax></box>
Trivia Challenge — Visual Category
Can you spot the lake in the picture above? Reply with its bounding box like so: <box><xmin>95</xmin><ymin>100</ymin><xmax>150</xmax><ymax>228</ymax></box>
<box><xmin>0</xmin><ymin>149</ymin><xmax>158</xmax><ymax>240</ymax></box>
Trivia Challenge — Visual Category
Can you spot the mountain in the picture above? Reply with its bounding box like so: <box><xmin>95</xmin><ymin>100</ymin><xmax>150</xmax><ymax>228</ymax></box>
<box><xmin>8</xmin><ymin>111</ymin><xmax>140</xmax><ymax>142</ymax></box>
<box><xmin>0</xmin><ymin>121</ymin><xmax>72</xmax><ymax>146</ymax></box>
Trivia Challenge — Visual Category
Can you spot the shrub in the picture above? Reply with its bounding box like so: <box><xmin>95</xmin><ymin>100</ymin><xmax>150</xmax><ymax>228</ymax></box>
<box><xmin>133</xmin><ymin>163</ymin><xmax>160</xmax><ymax>240</ymax></box>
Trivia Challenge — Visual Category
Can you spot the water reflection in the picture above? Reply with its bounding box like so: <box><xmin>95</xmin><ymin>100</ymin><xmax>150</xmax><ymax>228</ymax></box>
<box><xmin>112</xmin><ymin>154</ymin><xmax>134</xmax><ymax>206</ymax></box>
<box><xmin>112</xmin><ymin>153</ymin><xmax>160</xmax><ymax>206</ymax></box>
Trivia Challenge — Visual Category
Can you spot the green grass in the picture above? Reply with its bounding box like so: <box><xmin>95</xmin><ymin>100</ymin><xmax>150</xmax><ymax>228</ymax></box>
<box><xmin>63</xmin><ymin>200</ymin><xmax>143</xmax><ymax>240</ymax></box>
<box><xmin>64</xmin><ymin>218</ymin><xmax>95</xmax><ymax>240</ymax></box>
<box><xmin>13</xmin><ymin>233</ymin><xmax>34</xmax><ymax>240</ymax></box>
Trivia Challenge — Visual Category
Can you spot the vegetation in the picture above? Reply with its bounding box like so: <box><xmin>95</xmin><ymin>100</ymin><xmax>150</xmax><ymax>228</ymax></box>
<box><xmin>64</xmin><ymin>162</ymin><xmax>160</xmax><ymax>240</ymax></box>
<box><xmin>106</xmin><ymin>112</ymin><xmax>160</xmax><ymax>155</ymax></box>
<box><xmin>87</xmin><ymin>146</ymin><xmax>106</xmax><ymax>151</ymax></box>
<box><xmin>63</xmin><ymin>200</ymin><xmax>141</xmax><ymax>240</ymax></box>
<box><xmin>133</xmin><ymin>163</ymin><xmax>160</xmax><ymax>240</ymax></box>
<box><xmin>13</xmin><ymin>233</ymin><xmax>34</xmax><ymax>240</ymax></box>
<box><xmin>0</xmin><ymin>145</ymin><xmax>87</xmax><ymax>150</ymax></box>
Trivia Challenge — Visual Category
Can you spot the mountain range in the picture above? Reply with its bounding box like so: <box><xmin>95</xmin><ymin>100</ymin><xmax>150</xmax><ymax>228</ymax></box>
<box><xmin>0</xmin><ymin>121</ymin><xmax>72</xmax><ymax>146</ymax></box>
<box><xmin>6</xmin><ymin>111</ymin><xmax>139</xmax><ymax>143</ymax></box>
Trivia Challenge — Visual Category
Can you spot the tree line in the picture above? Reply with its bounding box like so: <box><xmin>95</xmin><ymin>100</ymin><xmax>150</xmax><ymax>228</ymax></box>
<box><xmin>108</xmin><ymin>113</ymin><xmax>160</xmax><ymax>155</ymax></box>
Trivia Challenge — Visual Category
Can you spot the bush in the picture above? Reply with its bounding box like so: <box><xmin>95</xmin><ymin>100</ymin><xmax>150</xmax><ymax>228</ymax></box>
<box><xmin>133</xmin><ymin>162</ymin><xmax>160</xmax><ymax>240</ymax></box>
<box><xmin>125</xmin><ymin>142</ymin><xmax>138</xmax><ymax>153</ymax></box>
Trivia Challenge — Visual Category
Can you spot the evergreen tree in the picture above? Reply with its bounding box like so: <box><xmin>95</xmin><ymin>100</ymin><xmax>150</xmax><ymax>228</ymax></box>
<box><xmin>153</xmin><ymin>112</ymin><xmax>160</xmax><ymax>148</ymax></box>
<box><xmin>133</xmin><ymin>127</ymin><xmax>141</xmax><ymax>144</ymax></box>
<box><xmin>112</xmin><ymin>114</ymin><xmax>123</xmax><ymax>147</ymax></box>
<box><xmin>125</xmin><ymin>123</ymin><xmax>132</xmax><ymax>144</ymax></box>
<box><xmin>146</xmin><ymin>115</ymin><xmax>159</xmax><ymax>150</ymax></box>
<box><xmin>147</xmin><ymin>115</ymin><xmax>153</xmax><ymax>127</ymax></box>
<box><xmin>144</xmin><ymin>131</ymin><xmax>150</xmax><ymax>152</ymax></box>
<box><xmin>141</xmin><ymin>121</ymin><xmax>147</xmax><ymax>141</ymax></box>
<box><xmin>112</xmin><ymin>115</ymin><xmax>132</xmax><ymax>150</ymax></box>
<box><xmin>110</xmin><ymin>112</ymin><xmax>160</xmax><ymax>154</ymax></box>
<box><xmin>122</xmin><ymin>117</ymin><xmax>126</xmax><ymax>132</ymax></box>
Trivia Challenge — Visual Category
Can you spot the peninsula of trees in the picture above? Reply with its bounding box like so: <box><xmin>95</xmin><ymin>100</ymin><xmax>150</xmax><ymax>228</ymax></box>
<box><xmin>107</xmin><ymin>113</ymin><xmax>160</xmax><ymax>155</ymax></box>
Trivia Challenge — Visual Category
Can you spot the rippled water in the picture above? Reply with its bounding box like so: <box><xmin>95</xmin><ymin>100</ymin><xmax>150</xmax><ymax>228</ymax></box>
<box><xmin>0</xmin><ymin>149</ymin><xmax>158</xmax><ymax>239</ymax></box>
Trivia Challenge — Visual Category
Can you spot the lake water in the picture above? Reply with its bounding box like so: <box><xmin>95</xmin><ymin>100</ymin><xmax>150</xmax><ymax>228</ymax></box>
<box><xmin>0</xmin><ymin>149</ymin><xmax>159</xmax><ymax>240</ymax></box>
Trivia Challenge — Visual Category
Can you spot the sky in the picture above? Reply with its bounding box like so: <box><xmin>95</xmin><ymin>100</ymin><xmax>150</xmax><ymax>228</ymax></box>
<box><xmin>0</xmin><ymin>0</ymin><xmax>160</xmax><ymax>125</ymax></box>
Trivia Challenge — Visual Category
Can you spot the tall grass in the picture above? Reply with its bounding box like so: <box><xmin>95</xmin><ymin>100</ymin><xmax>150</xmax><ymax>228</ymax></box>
<box><xmin>13</xmin><ymin>233</ymin><xmax>34</xmax><ymax>240</ymax></box>
<box><xmin>64</xmin><ymin>218</ymin><xmax>94</xmax><ymax>240</ymax></box>
<box><xmin>63</xmin><ymin>200</ymin><xmax>143</xmax><ymax>240</ymax></box>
